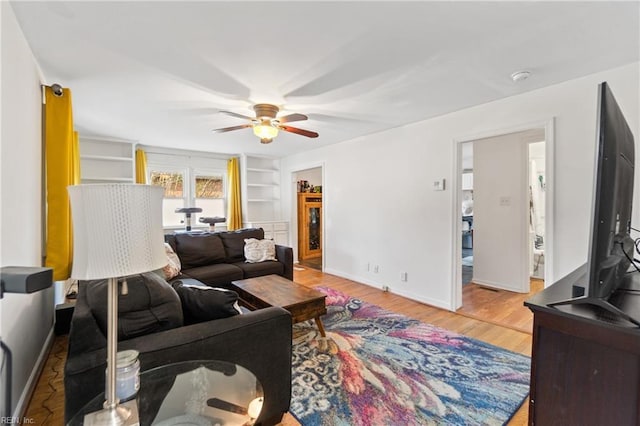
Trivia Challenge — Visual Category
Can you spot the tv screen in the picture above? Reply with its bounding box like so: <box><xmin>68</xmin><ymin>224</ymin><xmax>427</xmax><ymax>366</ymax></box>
<box><xmin>549</xmin><ymin>82</ymin><xmax>638</xmax><ymax>326</ymax></box>
<box><xmin>589</xmin><ymin>81</ymin><xmax>635</xmax><ymax>298</ymax></box>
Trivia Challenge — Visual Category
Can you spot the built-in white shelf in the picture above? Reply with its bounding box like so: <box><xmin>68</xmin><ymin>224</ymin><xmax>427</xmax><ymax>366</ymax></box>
<box><xmin>80</xmin><ymin>136</ymin><xmax>135</xmax><ymax>184</ymax></box>
<box><xmin>247</xmin><ymin>167</ymin><xmax>278</xmax><ymax>173</ymax></box>
<box><xmin>242</xmin><ymin>155</ymin><xmax>282</xmax><ymax>222</ymax></box>
<box><xmin>80</xmin><ymin>154</ymin><xmax>133</xmax><ymax>162</ymax></box>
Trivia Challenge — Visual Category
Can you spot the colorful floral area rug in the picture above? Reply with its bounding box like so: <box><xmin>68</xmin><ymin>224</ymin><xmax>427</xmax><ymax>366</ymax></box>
<box><xmin>290</xmin><ymin>287</ymin><xmax>530</xmax><ymax>426</ymax></box>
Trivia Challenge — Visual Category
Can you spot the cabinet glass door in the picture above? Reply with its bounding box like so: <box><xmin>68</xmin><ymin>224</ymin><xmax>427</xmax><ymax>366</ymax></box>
<box><xmin>308</xmin><ymin>207</ymin><xmax>321</xmax><ymax>251</ymax></box>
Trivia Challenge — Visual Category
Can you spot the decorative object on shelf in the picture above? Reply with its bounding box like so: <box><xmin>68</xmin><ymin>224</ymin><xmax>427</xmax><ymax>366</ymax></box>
<box><xmin>68</xmin><ymin>183</ymin><xmax>166</xmax><ymax>426</ymax></box>
<box><xmin>297</xmin><ymin>180</ymin><xmax>311</xmax><ymax>193</ymax></box>
<box><xmin>212</xmin><ymin>104</ymin><xmax>318</xmax><ymax>144</ymax></box>
<box><xmin>175</xmin><ymin>207</ymin><xmax>203</xmax><ymax>231</ymax></box>
<box><xmin>199</xmin><ymin>216</ymin><xmax>226</xmax><ymax>231</ymax></box>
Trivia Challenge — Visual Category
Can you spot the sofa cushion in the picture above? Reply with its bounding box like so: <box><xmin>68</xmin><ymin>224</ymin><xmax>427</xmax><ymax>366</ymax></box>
<box><xmin>85</xmin><ymin>272</ymin><xmax>183</xmax><ymax>340</ymax></box>
<box><xmin>219</xmin><ymin>228</ymin><xmax>264</xmax><ymax>263</ymax></box>
<box><xmin>174</xmin><ymin>233</ymin><xmax>226</xmax><ymax>269</ymax></box>
<box><xmin>171</xmin><ymin>278</ymin><xmax>242</xmax><ymax>323</ymax></box>
<box><xmin>233</xmin><ymin>261</ymin><xmax>284</xmax><ymax>279</ymax></box>
<box><xmin>180</xmin><ymin>263</ymin><xmax>244</xmax><ymax>287</ymax></box>
<box><xmin>244</xmin><ymin>238</ymin><xmax>276</xmax><ymax>263</ymax></box>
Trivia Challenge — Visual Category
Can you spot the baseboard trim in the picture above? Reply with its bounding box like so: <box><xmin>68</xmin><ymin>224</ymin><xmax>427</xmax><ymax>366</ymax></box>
<box><xmin>472</xmin><ymin>278</ymin><xmax>524</xmax><ymax>293</ymax></box>
<box><xmin>13</xmin><ymin>326</ymin><xmax>54</xmax><ymax>418</ymax></box>
<box><xmin>322</xmin><ymin>268</ymin><xmax>451</xmax><ymax>311</ymax></box>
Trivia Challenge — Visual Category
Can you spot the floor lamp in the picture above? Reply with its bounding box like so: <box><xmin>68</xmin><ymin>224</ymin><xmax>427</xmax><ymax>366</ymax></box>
<box><xmin>68</xmin><ymin>184</ymin><xmax>166</xmax><ymax>425</ymax></box>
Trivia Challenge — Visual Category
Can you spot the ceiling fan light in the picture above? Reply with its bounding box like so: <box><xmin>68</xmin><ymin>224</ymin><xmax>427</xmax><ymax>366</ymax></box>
<box><xmin>253</xmin><ymin>123</ymin><xmax>279</xmax><ymax>140</ymax></box>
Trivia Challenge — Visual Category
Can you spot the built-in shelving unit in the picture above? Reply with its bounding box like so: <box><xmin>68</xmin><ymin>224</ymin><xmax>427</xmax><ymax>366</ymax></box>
<box><xmin>79</xmin><ymin>136</ymin><xmax>135</xmax><ymax>184</ymax></box>
<box><xmin>242</xmin><ymin>155</ymin><xmax>281</xmax><ymax>220</ymax></box>
<box><xmin>242</xmin><ymin>155</ymin><xmax>289</xmax><ymax>244</ymax></box>
<box><xmin>243</xmin><ymin>221</ymin><xmax>289</xmax><ymax>246</ymax></box>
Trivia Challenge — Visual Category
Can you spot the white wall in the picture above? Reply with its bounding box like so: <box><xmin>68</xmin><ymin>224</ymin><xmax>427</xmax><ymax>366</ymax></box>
<box><xmin>295</xmin><ymin>167</ymin><xmax>322</xmax><ymax>188</ymax></box>
<box><xmin>281</xmin><ymin>62</ymin><xmax>640</xmax><ymax>310</ymax></box>
<box><xmin>473</xmin><ymin>131</ymin><xmax>529</xmax><ymax>292</ymax></box>
<box><xmin>1</xmin><ymin>3</ymin><xmax>54</xmax><ymax>417</ymax></box>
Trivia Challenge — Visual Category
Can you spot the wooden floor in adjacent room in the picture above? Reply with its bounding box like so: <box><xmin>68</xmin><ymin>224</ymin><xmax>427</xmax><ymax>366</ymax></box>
<box><xmin>25</xmin><ymin>267</ymin><xmax>535</xmax><ymax>425</ymax></box>
<box><xmin>457</xmin><ymin>278</ymin><xmax>544</xmax><ymax>334</ymax></box>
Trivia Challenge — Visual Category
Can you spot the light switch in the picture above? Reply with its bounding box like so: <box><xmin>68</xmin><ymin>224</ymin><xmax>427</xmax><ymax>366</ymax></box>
<box><xmin>433</xmin><ymin>179</ymin><xmax>446</xmax><ymax>191</ymax></box>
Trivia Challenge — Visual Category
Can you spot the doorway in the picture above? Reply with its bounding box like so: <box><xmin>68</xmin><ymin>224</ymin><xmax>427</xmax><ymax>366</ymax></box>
<box><xmin>452</xmin><ymin>121</ymin><xmax>554</xmax><ymax>330</ymax></box>
<box><xmin>293</xmin><ymin>166</ymin><xmax>323</xmax><ymax>271</ymax></box>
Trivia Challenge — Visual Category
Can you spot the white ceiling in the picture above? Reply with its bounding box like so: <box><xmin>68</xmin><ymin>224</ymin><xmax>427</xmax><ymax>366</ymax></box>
<box><xmin>10</xmin><ymin>1</ymin><xmax>640</xmax><ymax>157</ymax></box>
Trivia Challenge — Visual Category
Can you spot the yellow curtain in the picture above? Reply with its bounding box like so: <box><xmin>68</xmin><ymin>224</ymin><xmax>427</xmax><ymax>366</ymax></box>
<box><xmin>227</xmin><ymin>157</ymin><xmax>243</xmax><ymax>230</ymax></box>
<box><xmin>135</xmin><ymin>148</ymin><xmax>147</xmax><ymax>184</ymax></box>
<box><xmin>44</xmin><ymin>86</ymin><xmax>79</xmax><ymax>280</ymax></box>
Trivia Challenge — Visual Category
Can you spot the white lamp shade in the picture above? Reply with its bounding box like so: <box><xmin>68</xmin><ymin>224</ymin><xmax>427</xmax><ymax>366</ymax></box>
<box><xmin>68</xmin><ymin>184</ymin><xmax>167</xmax><ymax>280</ymax></box>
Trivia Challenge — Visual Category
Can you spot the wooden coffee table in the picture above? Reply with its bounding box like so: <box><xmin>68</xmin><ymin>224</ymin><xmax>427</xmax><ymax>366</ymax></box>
<box><xmin>230</xmin><ymin>274</ymin><xmax>327</xmax><ymax>337</ymax></box>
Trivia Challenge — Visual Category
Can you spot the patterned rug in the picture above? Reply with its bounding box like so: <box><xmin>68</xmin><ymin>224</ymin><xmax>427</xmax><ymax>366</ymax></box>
<box><xmin>290</xmin><ymin>287</ymin><xmax>530</xmax><ymax>426</ymax></box>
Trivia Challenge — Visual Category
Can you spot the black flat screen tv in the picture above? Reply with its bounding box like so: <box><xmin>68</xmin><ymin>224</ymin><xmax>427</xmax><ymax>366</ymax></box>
<box><xmin>549</xmin><ymin>81</ymin><xmax>639</xmax><ymax>326</ymax></box>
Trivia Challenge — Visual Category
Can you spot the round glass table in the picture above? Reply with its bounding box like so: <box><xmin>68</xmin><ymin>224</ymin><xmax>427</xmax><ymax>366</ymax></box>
<box><xmin>68</xmin><ymin>360</ymin><xmax>263</xmax><ymax>426</ymax></box>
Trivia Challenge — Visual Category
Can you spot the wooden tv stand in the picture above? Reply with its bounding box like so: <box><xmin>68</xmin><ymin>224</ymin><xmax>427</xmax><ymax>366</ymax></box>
<box><xmin>525</xmin><ymin>263</ymin><xmax>640</xmax><ymax>425</ymax></box>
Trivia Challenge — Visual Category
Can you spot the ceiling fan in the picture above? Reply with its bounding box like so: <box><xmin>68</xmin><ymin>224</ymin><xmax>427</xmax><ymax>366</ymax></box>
<box><xmin>212</xmin><ymin>103</ymin><xmax>319</xmax><ymax>144</ymax></box>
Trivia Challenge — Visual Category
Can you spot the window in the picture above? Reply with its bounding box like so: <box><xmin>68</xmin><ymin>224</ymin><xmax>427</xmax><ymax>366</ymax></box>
<box><xmin>149</xmin><ymin>168</ymin><xmax>187</xmax><ymax>227</ymax></box>
<box><xmin>147</xmin><ymin>158</ymin><xmax>227</xmax><ymax>228</ymax></box>
<box><xmin>194</xmin><ymin>172</ymin><xmax>225</xmax><ymax>224</ymax></box>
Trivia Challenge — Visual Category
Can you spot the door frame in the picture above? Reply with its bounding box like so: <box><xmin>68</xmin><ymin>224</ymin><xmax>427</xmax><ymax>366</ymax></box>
<box><xmin>450</xmin><ymin>118</ymin><xmax>555</xmax><ymax>309</ymax></box>
<box><xmin>288</xmin><ymin>162</ymin><xmax>325</xmax><ymax>269</ymax></box>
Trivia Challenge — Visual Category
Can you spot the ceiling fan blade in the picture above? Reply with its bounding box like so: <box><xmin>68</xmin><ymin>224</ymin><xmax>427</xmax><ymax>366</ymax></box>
<box><xmin>279</xmin><ymin>125</ymin><xmax>319</xmax><ymax>138</ymax></box>
<box><xmin>212</xmin><ymin>124</ymin><xmax>252</xmax><ymax>133</ymax></box>
<box><xmin>220</xmin><ymin>110</ymin><xmax>254</xmax><ymax>121</ymax></box>
<box><xmin>278</xmin><ymin>113</ymin><xmax>308</xmax><ymax>124</ymax></box>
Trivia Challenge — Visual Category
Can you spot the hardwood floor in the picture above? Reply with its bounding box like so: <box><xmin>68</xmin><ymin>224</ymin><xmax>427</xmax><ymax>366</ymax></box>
<box><xmin>23</xmin><ymin>334</ymin><xmax>67</xmax><ymax>425</ymax></box>
<box><xmin>25</xmin><ymin>267</ymin><xmax>535</xmax><ymax>425</ymax></box>
<box><xmin>297</xmin><ymin>257</ymin><xmax>322</xmax><ymax>271</ymax></box>
<box><xmin>457</xmin><ymin>278</ymin><xmax>544</xmax><ymax>334</ymax></box>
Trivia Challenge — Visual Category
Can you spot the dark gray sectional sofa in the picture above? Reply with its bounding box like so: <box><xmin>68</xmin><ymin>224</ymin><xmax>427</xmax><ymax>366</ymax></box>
<box><xmin>64</xmin><ymin>228</ymin><xmax>294</xmax><ymax>425</ymax></box>
<box><xmin>164</xmin><ymin>228</ymin><xmax>293</xmax><ymax>286</ymax></box>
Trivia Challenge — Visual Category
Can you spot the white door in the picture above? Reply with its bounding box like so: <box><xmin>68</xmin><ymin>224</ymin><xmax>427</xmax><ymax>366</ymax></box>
<box><xmin>472</xmin><ymin>131</ymin><xmax>531</xmax><ymax>293</ymax></box>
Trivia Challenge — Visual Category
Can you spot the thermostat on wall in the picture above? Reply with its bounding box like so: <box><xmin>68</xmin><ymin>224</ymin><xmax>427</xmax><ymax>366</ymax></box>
<box><xmin>433</xmin><ymin>179</ymin><xmax>446</xmax><ymax>191</ymax></box>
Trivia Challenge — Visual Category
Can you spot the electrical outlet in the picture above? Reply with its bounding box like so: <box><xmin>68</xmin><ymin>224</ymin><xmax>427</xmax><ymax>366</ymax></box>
<box><xmin>433</xmin><ymin>179</ymin><xmax>446</xmax><ymax>191</ymax></box>
<box><xmin>373</xmin><ymin>265</ymin><xmax>379</xmax><ymax>273</ymax></box>
<box><xmin>400</xmin><ymin>272</ymin><xmax>408</xmax><ymax>282</ymax></box>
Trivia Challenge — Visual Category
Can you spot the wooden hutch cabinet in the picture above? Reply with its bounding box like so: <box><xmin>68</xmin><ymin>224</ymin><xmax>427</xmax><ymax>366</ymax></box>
<box><xmin>297</xmin><ymin>193</ymin><xmax>322</xmax><ymax>260</ymax></box>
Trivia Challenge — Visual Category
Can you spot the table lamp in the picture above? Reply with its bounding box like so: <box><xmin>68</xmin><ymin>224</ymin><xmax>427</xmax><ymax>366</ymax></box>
<box><xmin>68</xmin><ymin>184</ymin><xmax>166</xmax><ymax>425</ymax></box>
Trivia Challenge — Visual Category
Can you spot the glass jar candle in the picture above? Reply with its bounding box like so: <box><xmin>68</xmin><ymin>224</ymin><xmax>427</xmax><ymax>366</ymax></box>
<box><xmin>110</xmin><ymin>350</ymin><xmax>140</xmax><ymax>401</ymax></box>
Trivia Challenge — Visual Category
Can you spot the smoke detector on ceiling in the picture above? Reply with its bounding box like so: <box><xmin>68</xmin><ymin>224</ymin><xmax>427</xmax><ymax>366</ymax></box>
<box><xmin>511</xmin><ymin>70</ymin><xmax>531</xmax><ymax>82</ymax></box>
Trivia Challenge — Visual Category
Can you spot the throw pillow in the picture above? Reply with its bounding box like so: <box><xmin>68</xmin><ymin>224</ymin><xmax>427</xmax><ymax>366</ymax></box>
<box><xmin>163</xmin><ymin>242</ymin><xmax>181</xmax><ymax>280</ymax></box>
<box><xmin>219</xmin><ymin>228</ymin><xmax>265</xmax><ymax>263</ymax></box>
<box><xmin>244</xmin><ymin>238</ymin><xmax>276</xmax><ymax>263</ymax></box>
<box><xmin>171</xmin><ymin>279</ymin><xmax>242</xmax><ymax>323</ymax></box>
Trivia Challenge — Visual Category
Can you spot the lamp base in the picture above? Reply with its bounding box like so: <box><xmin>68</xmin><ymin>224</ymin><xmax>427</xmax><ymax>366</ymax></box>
<box><xmin>83</xmin><ymin>400</ymin><xmax>139</xmax><ymax>426</ymax></box>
